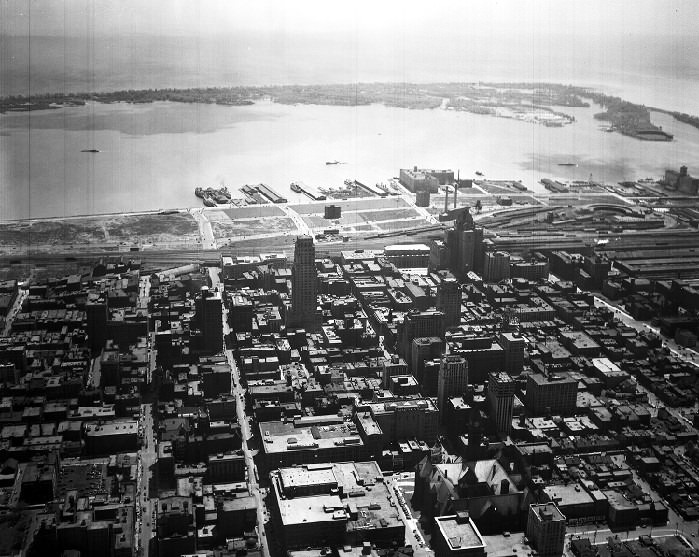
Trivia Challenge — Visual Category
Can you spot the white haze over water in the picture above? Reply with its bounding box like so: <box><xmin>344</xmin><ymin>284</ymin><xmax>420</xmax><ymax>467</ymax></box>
<box><xmin>2</xmin><ymin>0</ymin><xmax>699</xmax><ymax>113</ymax></box>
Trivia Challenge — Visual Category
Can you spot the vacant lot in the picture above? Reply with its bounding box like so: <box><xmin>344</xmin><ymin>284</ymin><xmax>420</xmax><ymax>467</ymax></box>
<box><xmin>291</xmin><ymin>197</ymin><xmax>408</xmax><ymax>215</ymax></box>
<box><xmin>210</xmin><ymin>213</ymin><xmax>296</xmax><ymax>239</ymax></box>
<box><xmin>104</xmin><ymin>213</ymin><xmax>199</xmax><ymax>241</ymax></box>
<box><xmin>301</xmin><ymin>215</ymin><xmax>334</xmax><ymax>228</ymax></box>
<box><xmin>0</xmin><ymin>212</ymin><xmax>199</xmax><ymax>250</ymax></box>
<box><xmin>0</xmin><ymin>220</ymin><xmax>105</xmax><ymax>247</ymax></box>
<box><xmin>357</xmin><ymin>208</ymin><xmax>420</xmax><ymax>221</ymax></box>
<box><xmin>376</xmin><ymin>219</ymin><xmax>425</xmax><ymax>231</ymax></box>
<box><xmin>221</xmin><ymin>206</ymin><xmax>284</xmax><ymax>219</ymax></box>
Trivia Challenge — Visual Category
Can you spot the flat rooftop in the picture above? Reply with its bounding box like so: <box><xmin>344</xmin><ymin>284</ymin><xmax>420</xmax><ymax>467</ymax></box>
<box><xmin>435</xmin><ymin>513</ymin><xmax>485</xmax><ymax>550</ymax></box>
<box><xmin>279</xmin><ymin>466</ymin><xmax>337</xmax><ymax>492</ymax></box>
<box><xmin>530</xmin><ymin>502</ymin><xmax>567</xmax><ymax>521</ymax></box>
<box><xmin>272</xmin><ymin>462</ymin><xmax>402</xmax><ymax>534</ymax></box>
<box><xmin>260</xmin><ymin>420</ymin><xmax>364</xmax><ymax>454</ymax></box>
<box><xmin>384</xmin><ymin>244</ymin><xmax>430</xmax><ymax>253</ymax></box>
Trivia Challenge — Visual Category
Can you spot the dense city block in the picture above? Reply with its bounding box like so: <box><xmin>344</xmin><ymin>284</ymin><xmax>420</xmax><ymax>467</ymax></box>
<box><xmin>3</xmin><ymin>190</ymin><xmax>699</xmax><ymax>557</ymax></box>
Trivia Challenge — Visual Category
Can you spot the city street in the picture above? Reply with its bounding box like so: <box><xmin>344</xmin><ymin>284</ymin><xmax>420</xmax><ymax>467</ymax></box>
<box><xmin>136</xmin><ymin>273</ymin><xmax>157</xmax><ymax>557</ymax></box>
<box><xmin>593</xmin><ymin>294</ymin><xmax>699</xmax><ymax>420</ymax></box>
<box><xmin>210</xmin><ymin>267</ymin><xmax>271</xmax><ymax>557</ymax></box>
<box><xmin>392</xmin><ymin>472</ymin><xmax>433</xmax><ymax>554</ymax></box>
<box><xmin>594</xmin><ymin>295</ymin><xmax>699</xmax><ymax>369</ymax></box>
<box><xmin>192</xmin><ymin>208</ymin><xmax>218</xmax><ymax>250</ymax></box>
<box><xmin>136</xmin><ymin>402</ymin><xmax>158</xmax><ymax>557</ymax></box>
<box><xmin>1</xmin><ymin>286</ymin><xmax>27</xmax><ymax>336</ymax></box>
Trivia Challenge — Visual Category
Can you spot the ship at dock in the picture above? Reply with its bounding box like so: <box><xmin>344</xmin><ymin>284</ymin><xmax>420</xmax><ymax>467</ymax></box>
<box><xmin>195</xmin><ymin>185</ymin><xmax>232</xmax><ymax>206</ymax></box>
<box><xmin>290</xmin><ymin>181</ymin><xmax>326</xmax><ymax>201</ymax></box>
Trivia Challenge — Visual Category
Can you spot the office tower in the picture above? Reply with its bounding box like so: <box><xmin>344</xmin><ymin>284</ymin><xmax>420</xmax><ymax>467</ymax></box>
<box><xmin>526</xmin><ymin>503</ymin><xmax>566</xmax><ymax>557</ymax></box>
<box><xmin>410</xmin><ymin>337</ymin><xmax>444</xmax><ymax>375</ymax></box>
<box><xmin>86</xmin><ymin>292</ymin><xmax>108</xmax><ymax>355</ymax></box>
<box><xmin>289</xmin><ymin>235</ymin><xmax>318</xmax><ymax>331</ymax></box>
<box><xmin>437</xmin><ymin>355</ymin><xmax>468</xmax><ymax>413</ymax></box>
<box><xmin>525</xmin><ymin>373</ymin><xmax>577</xmax><ymax>416</ymax></box>
<box><xmin>399</xmin><ymin>310</ymin><xmax>445</xmax><ymax>359</ymax></box>
<box><xmin>499</xmin><ymin>332</ymin><xmax>525</xmax><ymax>375</ymax></box>
<box><xmin>446</xmin><ymin>208</ymin><xmax>484</xmax><ymax>277</ymax></box>
<box><xmin>195</xmin><ymin>286</ymin><xmax>223</xmax><ymax>354</ymax></box>
<box><xmin>436</xmin><ymin>276</ymin><xmax>461</xmax><ymax>329</ymax></box>
<box><xmin>482</xmin><ymin>251</ymin><xmax>511</xmax><ymax>282</ymax></box>
<box><xmin>382</xmin><ymin>355</ymin><xmax>408</xmax><ymax>389</ymax></box>
<box><xmin>487</xmin><ymin>372</ymin><xmax>515</xmax><ymax>436</ymax></box>
<box><xmin>429</xmin><ymin>239</ymin><xmax>449</xmax><ymax>271</ymax></box>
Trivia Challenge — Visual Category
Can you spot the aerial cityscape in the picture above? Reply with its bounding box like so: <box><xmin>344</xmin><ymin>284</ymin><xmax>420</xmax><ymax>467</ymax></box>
<box><xmin>2</xmin><ymin>1</ymin><xmax>699</xmax><ymax>557</ymax></box>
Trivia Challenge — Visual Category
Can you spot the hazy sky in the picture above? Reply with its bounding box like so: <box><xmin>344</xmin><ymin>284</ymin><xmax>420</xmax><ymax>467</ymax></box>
<box><xmin>3</xmin><ymin>0</ymin><xmax>698</xmax><ymax>39</ymax></box>
<box><xmin>2</xmin><ymin>0</ymin><xmax>698</xmax><ymax>107</ymax></box>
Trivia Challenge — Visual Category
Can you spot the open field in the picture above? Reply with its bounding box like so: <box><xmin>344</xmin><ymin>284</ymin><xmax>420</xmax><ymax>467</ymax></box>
<box><xmin>208</xmin><ymin>209</ymin><xmax>296</xmax><ymax>240</ymax></box>
<box><xmin>291</xmin><ymin>197</ymin><xmax>409</xmax><ymax>215</ymax></box>
<box><xmin>357</xmin><ymin>208</ymin><xmax>420</xmax><ymax>221</ymax></box>
<box><xmin>375</xmin><ymin>219</ymin><xmax>426</xmax><ymax>231</ymax></box>
<box><xmin>220</xmin><ymin>206</ymin><xmax>285</xmax><ymax>219</ymax></box>
<box><xmin>0</xmin><ymin>212</ymin><xmax>199</xmax><ymax>253</ymax></box>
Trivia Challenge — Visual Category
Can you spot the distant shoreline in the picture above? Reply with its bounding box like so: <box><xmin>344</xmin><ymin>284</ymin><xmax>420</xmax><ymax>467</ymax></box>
<box><xmin>2</xmin><ymin>81</ymin><xmax>697</xmax><ymax>140</ymax></box>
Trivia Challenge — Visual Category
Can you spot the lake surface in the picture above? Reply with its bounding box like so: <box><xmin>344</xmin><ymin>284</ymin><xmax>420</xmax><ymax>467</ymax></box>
<box><xmin>2</xmin><ymin>99</ymin><xmax>699</xmax><ymax>221</ymax></box>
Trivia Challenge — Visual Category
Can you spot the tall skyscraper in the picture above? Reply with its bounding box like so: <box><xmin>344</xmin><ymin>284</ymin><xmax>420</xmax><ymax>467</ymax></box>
<box><xmin>289</xmin><ymin>235</ymin><xmax>318</xmax><ymax>331</ymax></box>
<box><xmin>445</xmin><ymin>207</ymin><xmax>484</xmax><ymax>277</ymax></box>
<box><xmin>86</xmin><ymin>292</ymin><xmax>108</xmax><ymax>355</ymax></box>
<box><xmin>437</xmin><ymin>355</ymin><xmax>468</xmax><ymax>413</ymax></box>
<box><xmin>487</xmin><ymin>371</ymin><xmax>515</xmax><ymax>436</ymax></box>
<box><xmin>195</xmin><ymin>286</ymin><xmax>223</xmax><ymax>354</ymax></box>
<box><xmin>436</xmin><ymin>275</ymin><xmax>461</xmax><ymax>329</ymax></box>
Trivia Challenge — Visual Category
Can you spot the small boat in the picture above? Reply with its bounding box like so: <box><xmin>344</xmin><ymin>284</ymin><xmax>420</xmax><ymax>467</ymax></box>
<box><xmin>325</xmin><ymin>160</ymin><xmax>343</xmax><ymax>165</ymax></box>
<box><xmin>475</xmin><ymin>171</ymin><xmax>484</xmax><ymax>176</ymax></box>
<box><xmin>195</xmin><ymin>187</ymin><xmax>204</xmax><ymax>199</ymax></box>
<box><xmin>81</xmin><ymin>149</ymin><xmax>100</xmax><ymax>153</ymax></box>
<box><xmin>557</xmin><ymin>163</ymin><xmax>578</xmax><ymax>167</ymax></box>
<box><xmin>202</xmin><ymin>195</ymin><xmax>216</xmax><ymax>207</ymax></box>
<box><xmin>290</xmin><ymin>182</ymin><xmax>302</xmax><ymax>193</ymax></box>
